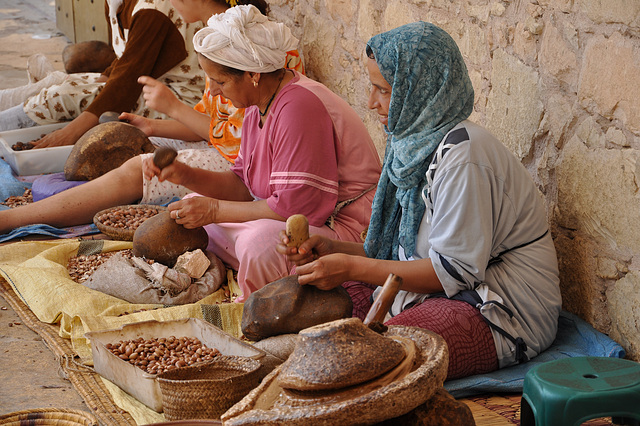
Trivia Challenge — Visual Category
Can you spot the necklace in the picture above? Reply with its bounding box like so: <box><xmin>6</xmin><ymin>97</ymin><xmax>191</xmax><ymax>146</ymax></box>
<box><xmin>259</xmin><ymin>70</ymin><xmax>286</xmax><ymax>117</ymax></box>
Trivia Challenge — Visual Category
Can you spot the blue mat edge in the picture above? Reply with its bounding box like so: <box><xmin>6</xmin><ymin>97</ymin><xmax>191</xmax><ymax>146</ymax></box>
<box><xmin>444</xmin><ymin>310</ymin><xmax>626</xmax><ymax>398</ymax></box>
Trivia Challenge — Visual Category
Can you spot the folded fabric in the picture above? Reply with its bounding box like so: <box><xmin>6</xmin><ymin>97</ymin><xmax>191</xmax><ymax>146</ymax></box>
<box><xmin>0</xmin><ymin>158</ymin><xmax>31</xmax><ymax>201</ymax></box>
<box><xmin>32</xmin><ymin>172</ymin><xmax>87</xmax><ymax>201</ymax></box>
<box><xmin>0</xmin><ymin>222</ymin><xmax>99</xmax><ymax>243</ymax></box>
<box><xmin>0</xmin><ymin>197</ymin><xmax>181</xmax><ymax>243</ymax></box>
<box><xmin>444</xmin><ymin>310</ymin><xmax>626</xmax><ymax>398</ymax></box>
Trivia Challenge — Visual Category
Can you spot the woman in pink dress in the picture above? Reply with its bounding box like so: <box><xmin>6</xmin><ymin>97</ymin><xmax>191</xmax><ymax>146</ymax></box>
<box><xmin>147</xmin><ymin>5</ymin><xmax>381</xmax><ymax>301</ymax></box>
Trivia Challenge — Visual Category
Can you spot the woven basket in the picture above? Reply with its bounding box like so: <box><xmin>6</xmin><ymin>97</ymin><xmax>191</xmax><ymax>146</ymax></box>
<box><xmin>93</xmin><ymin>204</ymin><xmax>166</xmax><ymax>241</ymax></box>
<box><xmin>0</xmin><ymin>408</ymin><xmax>99</xmax><ymax>426</ymax></box>
<box><xmin>157</xmin><ymin>356</ymin><xmax>262</xmax><ymax>420</ymax></box>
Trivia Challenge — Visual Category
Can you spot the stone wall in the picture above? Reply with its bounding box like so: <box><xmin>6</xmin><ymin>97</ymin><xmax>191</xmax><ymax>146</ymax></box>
<box><xmin>269</xmin><ymin>0</ymin><xmax>640</xmax><ymax>360</ymax></box>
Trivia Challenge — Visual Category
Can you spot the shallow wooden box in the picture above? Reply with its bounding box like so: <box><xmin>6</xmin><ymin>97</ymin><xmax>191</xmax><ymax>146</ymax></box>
<box><xmin>85</xmin><ymin>318</ymin><xmax>265</xmax><ymax>412</ymax></box>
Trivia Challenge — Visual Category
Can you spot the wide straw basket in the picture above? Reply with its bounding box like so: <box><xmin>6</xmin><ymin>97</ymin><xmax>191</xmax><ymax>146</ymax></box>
<box><xmin>93</xmin><ymin>204</ymin><xmax>166</xmax><ymax>241</ymax></box>
<box><xmin>157</xmin><ymin>355</ymin><xmax>262</xmax><ymax>420</ymax></box>
<box><xmin>0</xmin><ymin>408</ymin><xmax>99</xmax><ymax>426</ymax></box>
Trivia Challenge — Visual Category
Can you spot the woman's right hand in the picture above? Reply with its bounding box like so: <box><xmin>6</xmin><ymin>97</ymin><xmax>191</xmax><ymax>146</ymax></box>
<box><xmin>33</xmin><ymin>127</ymin><xmax>75</xmax><ymax>148</ymax></box>
<box><xmin>138</xmin><ymin>76</ymin><xmax>181</xmax><ymax>117</ymax></box>
<box><xmin>142</xmin><ymin>155</ymin><xmax>192</xmax><ymax>186</ymax></box>
<box><xmin>276</xmin><ymin>233</ymin><xmax>334</xmax><ymax>266</ymax></box>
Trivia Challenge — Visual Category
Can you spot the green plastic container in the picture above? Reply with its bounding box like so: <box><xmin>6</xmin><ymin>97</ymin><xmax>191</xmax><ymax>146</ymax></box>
<box><xmin>521</xmin><ymin>356</ymin><xmax>640</xmax><ymax>426</ymax></box>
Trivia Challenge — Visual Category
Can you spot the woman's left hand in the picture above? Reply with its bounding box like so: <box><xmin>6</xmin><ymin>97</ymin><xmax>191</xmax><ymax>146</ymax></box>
<box><xmin>168</xmin><ymin>196</ymin><xmax>218</xmax><ymax>229</ymax></box>
<box><xmin>276</xmin><ymin>232</ymin><xmax>334</xmax><ymax>266</ymax></box>
<box><xmin>34</xmin><ymin>111</ymin><xmax>98</xmax><ymax>148</ymax></box>
<box><xmin>294</xmin><ymin>253</ymin><xmax>352</xmax><ymax>290</ymax></box>
<box><xmin>120</xmin><ymin>112</ymin><xmax>154</xmax><ymax>136</ymax></box>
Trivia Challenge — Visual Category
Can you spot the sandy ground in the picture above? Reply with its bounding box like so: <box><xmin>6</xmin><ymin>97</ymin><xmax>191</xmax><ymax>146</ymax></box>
<box><xmin>0</xmin><ymin>0</ymin><xmax>92</xmax><ymax>417</ymax></box>
<box><xmin>0</xmin><ymin>0</ymin><xmax>68</xmax><ymax>89</ymax></box>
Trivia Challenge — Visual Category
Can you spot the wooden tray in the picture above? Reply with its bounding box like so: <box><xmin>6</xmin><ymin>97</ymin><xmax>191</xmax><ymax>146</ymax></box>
<box><xmin>85</xmin><ymin>318</ymin><xmax>266</xmax><ymax>412</ymax></box>
<box><xmin>93</xmin><ymin>204</ymin><xmax>167</xmax><ymax>241</ymax></box>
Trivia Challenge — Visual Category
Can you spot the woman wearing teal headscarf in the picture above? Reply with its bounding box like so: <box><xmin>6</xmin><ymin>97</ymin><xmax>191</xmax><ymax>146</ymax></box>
<box><xmin>278</xmin><ymin>22</ymin><xmax>561</xmax><ymax>380</ymax></box>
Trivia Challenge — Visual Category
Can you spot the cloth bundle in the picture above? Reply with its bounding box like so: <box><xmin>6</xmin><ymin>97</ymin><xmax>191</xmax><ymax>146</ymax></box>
<box><xmin>83</xmin><ymin>251</ymin><xmax>226</xmax><ymax>305</ymax></box>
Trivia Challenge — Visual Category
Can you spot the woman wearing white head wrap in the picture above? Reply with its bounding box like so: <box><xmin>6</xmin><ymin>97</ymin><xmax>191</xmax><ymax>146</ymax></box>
<box><xmin>140</xmin><ymin>5</ymin><xmax>382</xmax><ymax>302</ymax></box>
<box><xmin>190</xmin><ymin>5</ymin><xmax>300</xmax><ymax>119</ymax></box>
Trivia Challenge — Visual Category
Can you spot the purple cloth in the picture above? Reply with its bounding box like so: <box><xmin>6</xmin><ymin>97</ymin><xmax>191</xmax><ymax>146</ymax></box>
<box><xmin>32</xmin><ymin>172</ymin><xmax>87</xmax><ymax>201</ymax></box>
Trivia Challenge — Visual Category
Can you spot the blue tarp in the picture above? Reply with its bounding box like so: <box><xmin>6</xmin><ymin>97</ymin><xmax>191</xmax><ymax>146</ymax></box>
<box><xmin>445</xmin><ymin>310</ymin><xmax>626</xmax><ymax>398</ymax></box>
<box><xmin>0</xmin><ymin>222</ymin><xmax>99</xmax><ymax>243</ymax></box>
<box><xmin>0</xmin><ymin>158</ymin><xmax>31</xmax><ymax>202</ymax></box>
<box><xmin>0</xmin><ymin>193</ymin><xmax>180</xmax><ymax>243</ymax></box>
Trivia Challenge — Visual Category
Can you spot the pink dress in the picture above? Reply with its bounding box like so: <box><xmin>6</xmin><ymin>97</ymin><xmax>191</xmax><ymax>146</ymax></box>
<box><xmin>201</xmin><ymin>72</ymin><xmax>381</xmax><ymax>302</ymax></box>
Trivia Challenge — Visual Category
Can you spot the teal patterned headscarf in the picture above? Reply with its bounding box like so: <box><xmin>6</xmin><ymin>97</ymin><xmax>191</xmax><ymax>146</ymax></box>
<box><xmin>363</xmin><ymin>22</ymin><xmax>474</xmax><ymax>260</ymax></box>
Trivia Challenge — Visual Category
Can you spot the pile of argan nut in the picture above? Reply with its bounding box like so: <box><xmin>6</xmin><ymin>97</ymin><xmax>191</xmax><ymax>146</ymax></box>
<box><xmin>1</xmin><ymin>189</ymin><xmax>33</xmax><ymax>208</ymax></box>
<box><xmin>96</xmin><ymin>205</ymin><xmax>162</xmax><ymax>231</ymax></box>
<box><xmin>11</xmin><ymin>141</ymin><xmax>37</xmax><ymax>151</ymax></box>
<box><xmin>67</xmin><ymin>249</ymin><xmax>150</xmax><ymax>283</ymax></box>
<box><xmin>105</xmin><ymin>336</ymin><xmax>221</xmax><ymax>374</ymax></box>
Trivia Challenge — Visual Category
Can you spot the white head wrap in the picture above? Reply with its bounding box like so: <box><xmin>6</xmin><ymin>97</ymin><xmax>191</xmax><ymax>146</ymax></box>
<box><xmin>192</xmin><ymin>5</ymin><xmax>299</xmax><ymax>73</ymax></box>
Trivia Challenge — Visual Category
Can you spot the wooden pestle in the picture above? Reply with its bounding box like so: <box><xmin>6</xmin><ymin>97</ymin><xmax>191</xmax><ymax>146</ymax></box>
<box><xmin>363</xmin><ymin>273</ymin><xmax>403</xmax><ymax>333</ymax></box>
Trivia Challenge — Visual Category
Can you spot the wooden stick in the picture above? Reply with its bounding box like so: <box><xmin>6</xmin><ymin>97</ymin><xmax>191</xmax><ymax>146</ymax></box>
<box><xmin>363</xmin><ymin>273</ymin><xmax>402</xmax><ymax>329</ymax></box>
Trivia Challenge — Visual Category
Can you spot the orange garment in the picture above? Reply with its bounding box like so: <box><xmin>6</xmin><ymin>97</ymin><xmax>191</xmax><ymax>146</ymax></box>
<box><xmin>194</xmin><ymin>50</ymin><xmax>305</xmax><ymax>163</ymax></box>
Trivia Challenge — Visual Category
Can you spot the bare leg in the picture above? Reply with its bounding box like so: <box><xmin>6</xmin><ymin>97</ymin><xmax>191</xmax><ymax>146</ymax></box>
<box><xmin>0</xmin><ymin>156</ymin><xmax>144</xmax><ymax>234</ymax></box>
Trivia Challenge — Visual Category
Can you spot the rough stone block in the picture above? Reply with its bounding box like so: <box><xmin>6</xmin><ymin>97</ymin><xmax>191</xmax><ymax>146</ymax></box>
<box><xmin>486</xmin><ymin>49</ymin><xmax>543</xmax><ymax>160</ymax></box>
<box><xmin>578</xmin><ymin>0</ymin><xmax>640</xmax><ymax>26</ymax></box>
<box><xmin>578</xmin><ymin>33</ymin><xmax>640</xmax><ymax>133</ymax></box>
<box><xmin>607</xmin><ymin>272</ymin><xmax>640</xmax><ymax>360</ymax></box>
<box><xmin>174</xmin><ymin>249</ymin><xmax>211</xmax><ymax>279</ymax></box>
<box><xmin>556</xmin><ymin>120</ymin><xmax>640</xmax><ymax>252</ymax></box>
<box><xmin>539</xmin><ymin>19</ymin><xmax>578</xmax><ymax>86</ymax></box>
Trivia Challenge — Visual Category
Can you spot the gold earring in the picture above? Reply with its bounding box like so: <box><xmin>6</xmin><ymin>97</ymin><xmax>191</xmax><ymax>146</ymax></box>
<box><xmin>253</xmin><ymin>80</ymin><xmax>258</xmax><ymax>88</ymax></box>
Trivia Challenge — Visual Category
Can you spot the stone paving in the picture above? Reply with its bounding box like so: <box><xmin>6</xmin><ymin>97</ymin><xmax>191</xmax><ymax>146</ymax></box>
<box><xmin>0</xmin><ymin>0</ymin><xmax>90</xmax><ymax>416</ymax></box>
<box><xmin>0</xmin><ymin>0</ymin><xmax>67</xmax><ymax>90</ymax></box>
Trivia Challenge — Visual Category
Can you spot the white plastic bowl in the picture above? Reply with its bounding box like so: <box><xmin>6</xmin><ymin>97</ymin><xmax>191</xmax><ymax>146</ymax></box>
<box><xmin>0</xmin><ymin>123</ymin><xmax>72</xmax><ymax>175</ymax></box>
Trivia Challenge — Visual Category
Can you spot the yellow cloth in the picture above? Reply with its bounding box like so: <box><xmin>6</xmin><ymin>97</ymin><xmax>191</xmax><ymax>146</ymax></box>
<box><xmin>0</xmin><ymin>239</ymin><xmax>245</xmax><ymax>424</ymax></box>
<box><xmin>102</xmin><ymin>378</ymin><xmax>166</xmax><ymax>425</ymax></box>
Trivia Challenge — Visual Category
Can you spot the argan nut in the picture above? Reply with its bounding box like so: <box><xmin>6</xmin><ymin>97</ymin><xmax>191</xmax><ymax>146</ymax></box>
<box><xmin>153</xmin><ymin>146</ymin><xmax>178</xmax><ymax>169</ymax></box>
<box><xmin>286</xmin><ymin>214</ymin><xmax>309</xmax><ymax>248</ymax></box>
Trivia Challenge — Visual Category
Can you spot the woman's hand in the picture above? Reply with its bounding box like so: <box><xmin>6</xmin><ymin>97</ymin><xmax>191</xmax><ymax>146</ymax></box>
<box><xmin>33</xmin><ymin>127</ymin><xmax>75</xmax><ymax>148</ymax></box>
<box><xmin>142</xmin><ymin>156</ymin><xmax>193</xmax><ymax>187</ymax></box>
<box><xmin>294</xmin><ymin>253</ymin><xmax>353</xmax><ymax>289</ymax></box>
<box><xmin>168</xmin><ymin>196</ymin><xmax>217</xmax><ymax>229</ymax></box>
<box><xmin>138</xmin><ymin>76</ymin><xmax>181</xmax><ymax>117</ymax></box>
<box><xmin>277</xmin><ymin>232</ymin><xmax>352</xmax><ymax>289</ymax></box>
<box><xmin>276</xmin><ymin>232</ymin><xmax>334</xmax><ymax>266</ymax></box>
<box><xmin>34</xmin><ymin>111</ymin><xmax>98</xmax><ymax>148</ymax></box>
<box><xmin>120</xmin><ymin>112</ymin><xmax>154</xmax><ymax>136</ymax></box>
